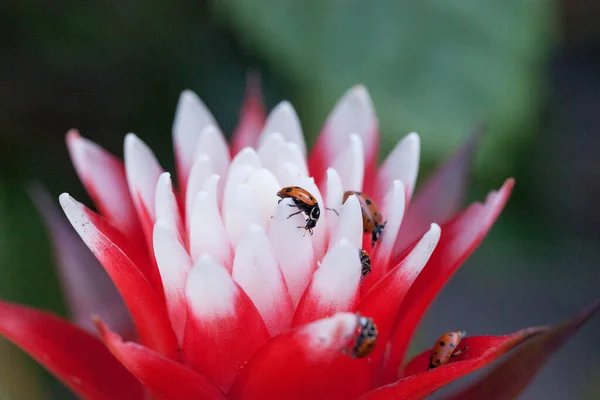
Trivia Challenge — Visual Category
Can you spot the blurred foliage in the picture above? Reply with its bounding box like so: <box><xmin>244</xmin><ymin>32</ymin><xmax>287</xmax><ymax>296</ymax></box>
<box><xmin>211</xmin><ymin>0</ymin><xmax>556</xmax><ymax>179</ymax></box>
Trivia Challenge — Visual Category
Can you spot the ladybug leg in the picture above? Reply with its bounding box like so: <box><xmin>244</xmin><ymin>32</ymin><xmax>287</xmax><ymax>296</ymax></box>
<box><xmin>451</xmin><ymin>345</ymin><xmax>468</xmax><ymax>357</ymax></box>
<box><xmin>287</xmin><ymin>210</ymin><xmax>303</xmax><ymax>219</ymax></box>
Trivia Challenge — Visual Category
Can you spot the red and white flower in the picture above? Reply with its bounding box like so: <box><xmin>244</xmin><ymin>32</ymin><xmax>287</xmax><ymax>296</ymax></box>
<box><xmin>0</xmin><ymin>78</ymin><xmax>596</xmax><ymax>400</ymax></box>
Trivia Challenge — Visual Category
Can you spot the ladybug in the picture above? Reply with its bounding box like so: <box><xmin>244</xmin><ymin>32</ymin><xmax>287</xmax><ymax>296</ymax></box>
<box><xmin>358</xmin><ymin>249</ymin><xmax>372</xmax><ymax>278</ymax></box>
<box><xmin>351</xmin><ymin>315</ymin><xmax>378</xmax><ymax>358</ymax></box>
<box><xmin>428</xmin><ymin>331</ymin><xmax>468</xmax><ymax>370</ymax></box>
<box><xmin>277</xmin><ymin>186</ymin><xmax>321</xmax><ymax>235</ymax></box>
<box><xmin>343</xmin><ymin>191</ymin><xmax>386</xmax><ymax>247</ymax></box>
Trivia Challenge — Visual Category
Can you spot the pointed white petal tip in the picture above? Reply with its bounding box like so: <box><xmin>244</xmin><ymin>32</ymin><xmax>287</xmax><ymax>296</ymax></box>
<box><xmin>124</xmin><ymin>132</ymin><xmax>156</xmax><ymax>165</ymax></box>
<box><xmin>180</xmin><ymin>89</ymin><xmax>200</xmax><ymax>103</ymax></box>
<box><xmin>349</xmin><ymin>84</ymin><xmax>371</xmax><ymax>103</ymax></box>
<box><xmin>175</xmin><ymin>90</ymin><xmax>213</xmax><ymax>122</ymax></box>
<box><xmin>58</xmin><ymin>192</ymin><xmax>73</xmax><ymax>208</ymax></box>
<box><xmin>401</xmin><ymin>223</ymin><xmax>441</xmax><ymax>278</ymax></box>
<box><xmin>189</xmin><ymin>183</ymin><xmax>230</xmax><ymax>265</ymax></box>
<box><xmin>424</xmin><ymin>223</ymin><xmax>441</xmax><ymax>252</ymax></box>
<box><xmin>329</xmin><ymin>194</ymin><xmax>363</xmax><ymax>250</ymax></box>
<box><xmin>186</xmin><ymin>255</ymin><xmax>236</xmax><ymax>318</ymax></box>
<box><xmin>262</xmin><ymin>100</ymin><xmax>304</xmax><ymax>151</ymax></box>
<box><xmin>230</xmin><ymin>146</ymin><xmax>262</xmax><ymax>169</ymax></box>
<box><xmin>332</xmin><ymin>134</ymin><xmax>364</xmax><ymax>192</ymax></box>
<box><xmin>406</xmin><ymin>131</ymin><xmax>420</xmax><ymax>141</ymax></box>
<box><xmin>124</xmin><ymin>132</ymin><xmax>139</xmax><ymax>149</ymax></box>
<box><xmin>315</xmin><ymin>239</ymin><xmax>362</xmax><ymax>302</ymax></box>
<box><xmin>304</xmin><ymin>312</ymin><xmax>359</xmax><ymax>348</ymax></box>
<box><xmin>157</xmin><ymin>172</ymin><xmax>172</xmax><ymax>186</ymax></box>
<box><xmin>153</xmin><ymin>218</ymin><xmax>192</xmax><ymax>288</ymax></box>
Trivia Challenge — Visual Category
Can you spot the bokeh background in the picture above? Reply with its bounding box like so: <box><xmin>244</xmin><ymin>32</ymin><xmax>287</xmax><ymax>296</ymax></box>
<box><xmin>1</xmin><ymin>1</ymin><xmax>599</xmax><ymax>398</ymax></box>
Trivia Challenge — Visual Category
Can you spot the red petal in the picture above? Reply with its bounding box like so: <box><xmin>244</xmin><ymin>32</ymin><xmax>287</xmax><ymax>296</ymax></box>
<box><xmin>0</xmin><ymin>301</ymin><xmax>144</xmax><ymax>400</ymax></box>
<box><xmin>229</xmin><ymin>313</ymin><xmax>372</xmax><ymax>400</ymax></box>
<box><xmin>183</xmin><ymin>257</ymin><xmax>270</xmax><ymax>392</ymax></box>
<box><xmin>231</xmin><ymin>71</ymin><xmax>267</xmax><ymax>155</ymax></box>
<box><xmin>96</xmin><ymin>319</ymin><xmax>225</xmax><ymax>400</ymax></box>
<box><xmin>60</xmin><ymin>194</ymin><xmax>179</xmax><ymax>360</ymax></box>
<box><xmin>66</xmin><ymin>130</ymin><xmax>145</xmax><ymax>246</ymax></box>
<box><xmin>357</xmin><ymin>225</ymin><xmax>440</xmax><ymax>368</ymax></box>
<box><xmin>392</xmin><ymin>127</ymin><xmax>480</xmax><ymax>259</ymax></box>
<box><xmin>444</xmin><ymin>300</ymin><xmax>600</xmax><ymax>400</ymax></box>
<box><xmin>382</xmin><ymin>179</ymin><xmax>514</xmax><ymax>382</ymax></box>
<box><xmin>29</xmin><ymin>184</ymin><xmax>133</xmax><ymax>338</ymax></box>
<box><xmin>360</xmin><ymin>328</ymin><xmax>544</xmax><ymax>400</ymax></box>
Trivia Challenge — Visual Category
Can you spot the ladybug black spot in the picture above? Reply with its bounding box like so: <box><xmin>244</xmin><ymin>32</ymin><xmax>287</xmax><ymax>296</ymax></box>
<box><xmin>436</xmin><ymin>359</ymin><xmax>441</xmax><ymax>364</ymax></box>
<box><xmin>309</xmin><ymin>196</ymin><xmax>314</xmax><ymax>201</ymax></box>
<box><xmin>439</xmin><ymin>341</ymin><xmax>445</xmax><ymax>346</ymax></box>
<box><xmin>365</xmin><ymin>199</ymin><xmax>372</xmax><ymax>205</ymax></box>
<box><xmin>285</xmin><ymin>187</ymin><xmax>293</xmax><ymax>193</ymax></box>
<box><xmin>363</xmin><ymin>229</ymin><xmax>368</xmax><ymax>233</ymax></box>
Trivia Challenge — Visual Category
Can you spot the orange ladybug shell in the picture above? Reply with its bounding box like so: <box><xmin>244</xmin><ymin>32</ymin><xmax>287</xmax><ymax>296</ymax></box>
<box><xmin>428</xmin><ymin>331</ymin><xmax>465</xmax><ymax>369</ymax></box>
<box><xmin>277</xmin><ymin>186</ymin><xmax>318</xmax><ymax>206</ymax></box>
<box><xmin>352</xmin><ymin>316</ymin><xmax>378</xmax><ymax>358</ymax></box>
<box><xmin>343</xmin><ymin>191</ymin><xmax>383</xmax><ymax>234</ymax></box>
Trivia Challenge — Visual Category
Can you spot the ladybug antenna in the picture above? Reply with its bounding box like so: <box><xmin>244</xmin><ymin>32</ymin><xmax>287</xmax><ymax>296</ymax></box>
<box><xmin>325</xmin><ymin>207</ymin><xmax>339</xmax><ymax>216</ymax></box>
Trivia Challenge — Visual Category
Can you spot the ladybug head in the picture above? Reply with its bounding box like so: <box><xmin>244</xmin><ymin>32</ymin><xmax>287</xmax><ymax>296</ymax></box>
<box><xmin>305</xmin><ymin>218</ymin><xmax>317</xmax><ymax>229</ymax></box>
<box><xmin>371</xmin><ymin>222</ymin><xmax>387</xmax><ymax>246</ymax></box>
<box><xmin>309</xmin><ymin>205</ymin><xmax>320</xmax><ymax>221</ymax></box>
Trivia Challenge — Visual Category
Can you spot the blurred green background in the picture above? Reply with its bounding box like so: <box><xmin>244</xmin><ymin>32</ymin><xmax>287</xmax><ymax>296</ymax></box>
<box><xmin>1</xmin><ymin>1</ymin><xmax>599</xmax><ymax>399</ymax></box>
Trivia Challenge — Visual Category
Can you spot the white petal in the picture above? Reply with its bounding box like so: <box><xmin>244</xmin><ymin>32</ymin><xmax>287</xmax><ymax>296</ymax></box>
<box><xmin>232</xmin><ymin>225</ymin><xmax>293</xmax><ymax>335</ymax></box>
<box><xmin>324</xmin><ymin>168</ymin><xmax>344</xmax><ymax>235</ymax></box>
<box><xmin>185</xmin><ymin>156</ymin><xmax>216</xmax><ymax>228</ymax></box>
<box><xmin>377</xmin><ymin>132</ymin><xmax>420</xmax><ymax>201</ymax></box>
<box><xmin>302</xmin><ymin>312</ymin><xmax>360</xmax><ymax>350</ymax></box>
<box><xmin>223</xmin><ymin>147</ymin><xmax>261</xmax><ymax>216</ymax></box>
<box><xmin>153</xmin><ymin>220</ymin><xmax>192</xmax><ymax>344</ymax></box>
<box><xmin>323</xmin><ymin>85</ymin><xmax>377</xmax><ymax>161</ymax></box>
<box><xmin>374</xmin><ymin>180</ymin><xmax>406</xmax><ymax>265</ymax></box>
<box><xmin>310</xmin><ymin>239</ymin><xmax>361</xmax><ymax>309</ymax></box>
<box><xmin>228</xmin><ymin>146</ymin><xmax>262</xmax><ymax>172</ymax></box>
<box><xmin>400</xmin><ymin>223</ymin><xmax>441</xmax><ymax>279</ymax></box>
<box><xmin>258</xmin><ymin>101</ymin><xmax>306</xmax><ymax>156</ymax></box>
<box><xmin>155</xmin><ymin>173</ymin><xmax>183</xmax><ymax>240</ymax></box>
<box><xmin>193</xmin><ymin>125</ymin><xmax>230</xmax><ymax>179</ymax></box>
<box><xmin>224</xmin><ymin>183</ymin><xmax>262</xmax><ymax>246</ymax></box>
<box><xmin>331</xmin><ymin>134</ymin><xmax>364</xmax><ymax>192</ymax></box>
<box><xmin>268</xmin><ymin>198</ymin><xmax>315</xmax><ymax>306</ymax></box>
<box><xmin>257</xmin><ymin>132</ymin><xmax>286</xmax><ymax>170</ymax></box>
<box><xmin>186</xmin><ymin>255</ymin><xmax>236</xmax><ymax>318</ymax></box>
<box><xmin>289</xmin><ymin>173</ymin><xmax>329</xmax><ymax>261</ymax></box>
<box><xmin>328</xmin><ymin>194</ymin><xmax>363</xmax><ymax>251</ymax></box>
<box><xmin>285</xmin><ymin>142</ymin><xmax>308</xmax><ymax>174</ymax></box>
<box><xmin>124</xmin><ymin>133</ymin><xmax>163</xmax><ymax>223</ymax></box>
<box><xmin>258</xmin><ymin>132</ymin><xmax>308</xmax><ymax>179</ymax></box>
<box><xmin>189</xmin><ymin>179</ymin><xmax>232</xmax><ymax>269</ymax></box>
<box><xmin>245</xmin><ymin>168</ymin><xmax>281</xmax><ymax>228</ymax></box>
<box><xmin>173</xmin><ymin>90</ymin><xmax>218</xmax><ymax>184</ymax></box>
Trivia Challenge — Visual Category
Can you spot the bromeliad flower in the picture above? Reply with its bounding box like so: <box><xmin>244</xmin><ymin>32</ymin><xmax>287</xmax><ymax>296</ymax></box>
<box><xmin>0</xmin><ymin>79</ymin><xmax>598</xmax><ymax>400</ymax></box>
